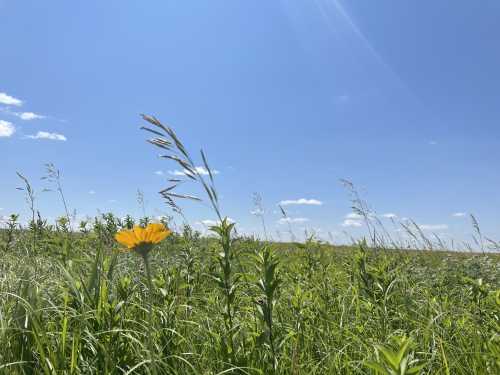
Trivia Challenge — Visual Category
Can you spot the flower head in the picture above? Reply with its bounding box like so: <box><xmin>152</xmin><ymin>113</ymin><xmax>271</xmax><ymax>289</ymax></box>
<box><xmin>115</xmin><ymin>223</ymin><xmax>171</xmax><ymax>256</ymax></box>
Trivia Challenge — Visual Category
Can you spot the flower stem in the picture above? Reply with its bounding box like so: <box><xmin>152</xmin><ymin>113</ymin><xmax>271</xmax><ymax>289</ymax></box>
<box><xmin>143</xmin><ymin>253</ymin><xmax>154</xmax><ymax>295</ymax></box>
<box><xmin>142</xmin><ymin>253</ymin><xmax>157</xmax><ymax>374</ymax></box>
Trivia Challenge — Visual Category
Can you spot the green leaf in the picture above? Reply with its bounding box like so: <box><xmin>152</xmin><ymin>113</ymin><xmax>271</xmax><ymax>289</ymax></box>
<box><xmin>364</xmin><ymin>361</ymin><xmax>390</xmax><ymax>374</ymax></box>
<box><xmin>376</xmin><ymin>345</ymin><xmax>400</xmax><ymax>370</ymax></box>
<box><xmin>395</xmin><ymin>338</ymin><xmax>411</xmax><ymax>366</ymax></box>
<box><xmin>406</xmin><ymin>364</ymin><xmax>426</xmax><ymax>374</ymax></box>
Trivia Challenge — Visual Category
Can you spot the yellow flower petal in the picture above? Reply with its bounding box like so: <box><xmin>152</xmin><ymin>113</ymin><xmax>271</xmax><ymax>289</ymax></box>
<box><xmin>145</xmin><ymin>223</ymin><xmax>171</xmax><ymax>244</ymax></box>
<box><xmin>144</xmin><ymin>223</ymin><xmax>157</xmax><ymax>242</ymax></box>
<box><xmin>152</xmin><ymin>229</ymin><xmax>171</xmax><ymax>244</ymax></box>
<box><xmin>115</xmin><ymin>230</ymin><xmax>137</xmax><ymax>249</ymax></box>
<box><xmin>115</xmin><ymin>224</ymin><xmax>171</xmax><ymax>252</ymax></box>
<box><xmin>133</xmin><ymin>226</ymin><xmax>146</xmax><ymax>243</ymax></box>
<box><xmin>147</xmin><ymin>223</ymin><xmax>166</xmax><ymax>232</ymax></box>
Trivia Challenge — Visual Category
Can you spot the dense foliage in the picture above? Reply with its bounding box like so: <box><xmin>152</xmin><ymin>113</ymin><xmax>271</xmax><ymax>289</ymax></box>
<box><xmin>0</xmin><ymin>214</ymin><xmax>499</xmax><ymax>374</ymax></box>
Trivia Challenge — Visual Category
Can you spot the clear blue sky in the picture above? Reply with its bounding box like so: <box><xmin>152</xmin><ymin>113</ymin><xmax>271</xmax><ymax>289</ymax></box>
<box><xmin>1</xmin><ymin>0</ymin><xmax>499</xmax><ymax>245</ymax></box>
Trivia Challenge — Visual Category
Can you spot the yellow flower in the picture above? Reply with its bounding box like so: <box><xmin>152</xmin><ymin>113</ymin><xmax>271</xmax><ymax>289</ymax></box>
<box><xmin>115</xmin><ymin>223</ymin><xmax>171</xmax><ymax>256</ymax></box>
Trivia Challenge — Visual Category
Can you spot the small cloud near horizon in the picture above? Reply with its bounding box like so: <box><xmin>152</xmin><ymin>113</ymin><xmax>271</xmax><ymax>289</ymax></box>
<box><xmin>17</xmin><ymin>112</ymin><xmax>44</xmax><ymax>120</ymax></box>
<box><xmin>452</xmin><ymin>212</ymin><xmax>466</xmax><ymax>217</ymax></box>
<box><xmin>341</xmin><ymin>219</ymin><xmax>363</xmax><ymax>228</ymax></box>
<box><xmin>169</xmin><ymin>166</ymin><xmax>219</xmax><ymax>177</ymax></box>
<box><xmin>0</xmin><ymin>107</ymin><xmax>47</xmax><ymax>121</ymax></box>
<box><xmin>280</xmin><ymin>198</ymin><xmax>323</xmax><ymax>206</ymax></box>
<box><xmin>342</xmin><ymin>212</ymin><xmax>364</xmax><ymax>227</ymax></box>
<box><xmin>345</xmin><ymin>212</ymin><xmax>363</xmax><ymax>220</ymax></box>
<box><xmin>198</xmin><ymin>217</ymin><xmax>235</xmax><ymax>227</ymax></box>
<box><xmin>27</xmin><ymin>131</ymin><xmax>67</xmax><ymax>141</ymax></box>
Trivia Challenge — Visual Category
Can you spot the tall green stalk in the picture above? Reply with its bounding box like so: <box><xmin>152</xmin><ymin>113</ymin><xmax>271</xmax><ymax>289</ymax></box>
<box><xmin>210</xmin><ymin>218</ymin><xmax>239</xmax><ymax>364</ymax></box>
<box><xmin>254</xmin><ymin>246</ymin><xmax>281</xmax><ymax>372</ymax></box>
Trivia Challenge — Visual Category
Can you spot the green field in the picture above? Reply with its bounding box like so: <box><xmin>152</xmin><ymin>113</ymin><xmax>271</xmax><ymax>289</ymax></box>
<box><xmin>1</xmin><ymin>215</ymin><xmax>499</xmax><ymax>374</ymax></box>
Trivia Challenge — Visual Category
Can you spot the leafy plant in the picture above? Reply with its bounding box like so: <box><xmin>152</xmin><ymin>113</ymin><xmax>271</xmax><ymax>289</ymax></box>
<box><xmin>253</xmin><ymin>246</ymin><xmax>281</xmax><ymax>372</ymax></box>
<box><xmin>365</xmin><ymin>336</ymin><xmax>426</xmax><ymax>375</ymax></box>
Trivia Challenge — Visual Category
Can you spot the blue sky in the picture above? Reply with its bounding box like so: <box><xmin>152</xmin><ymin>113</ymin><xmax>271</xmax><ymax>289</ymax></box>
<box><xmin>1</xmin><ymin>0</ymin><xmax>499</xmax><ymax>246</ymax></box>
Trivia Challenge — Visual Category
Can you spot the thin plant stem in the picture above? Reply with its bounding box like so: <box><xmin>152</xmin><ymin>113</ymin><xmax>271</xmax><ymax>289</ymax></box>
<box><xmin>141</xmin><ymin>252</ymin><xmax>158</xmax><ymax>375</ymax></box>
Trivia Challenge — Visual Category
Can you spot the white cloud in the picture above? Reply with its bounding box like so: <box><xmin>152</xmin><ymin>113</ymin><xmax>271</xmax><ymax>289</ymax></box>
<box><xmin>198</xmin><ymin>217</ymin><xmax>235</xmax><ymax>227</ymax></box>
<box><xmin>170</xmin><ymin>170</ymin><xmax>187</xmax><ymax>176</ymax></box>
<box><xmin>27</xmin><ymin>131</ymin><xmax>67</xmax><ymax>141</ymax></box>
<box><xmin>279</xmin><ymin>198</ymin><xmax>323</xmax><ymax>206</ymax></box>
<box><xmin>0</xmin><ymin>92</ymin><xmax>23</xmax><ymax>106</ymax></box>
<box><xmin>452</xmin><ymin>212</ymin><xmax>466</xmax><ymax>218</ymax></box>
<box><xmin>0</xmin><ymin>108</ymin><xmax>45</xmax><ymax>121</ymax></box>
<box><xmin>89</xmin><ymin>190</ymin><xmax>96</xmax><ymax>195</ymax></box>
<box><xmin>429</xmin><ymin>140</ymin><xmax>438</xmax><ymax>145</ymax></box>
<box><xmin>345</xmin><ymin>212</ymin><xmax>363</xmax><ymax>220</ymax></box>
<box><xmin>18</xmin><ymin>112</ymin><xmax>44</xmax><ymax>120</ymax></box>
<box><xmin>169</xmin><ymin>166</ymin><xmax>219</xmax><ymax>177</ymax></box>
<box><xmin>341</xmin><ymin>219</ymin><xmax>363</xmax><ymax>227</ymax></box>
<box><xmin>278</xmin><ymin>217</ymin><xmax>309</xmax><ymax>224</ymax></box>
<box><xmin>0</xmin><ymin>120</ymin><xmax>15</xmax><ymax>137</ymax></box>
<box><xmin>419</xmin><ymin>224</ymin><xmax>448</xmax><ymax>231</ymax></box>
<box><xmin>154</xmin><ymin>170</ymin><xmax>164</xmax><ymax>176</ymax></box>
<box><xmin>341</xmin><ymin>213</ymin><xmax>364</xmax><ymax>227</ymax></box>
<box><xmin>108</xmin><ymin>199</ymin><xmax>117</xmax><ymax>203</ymax></box>
<box><xmin>381</xmin><ymin>213</ymin><xmax>397</xmax><ymax>219</ymax></box>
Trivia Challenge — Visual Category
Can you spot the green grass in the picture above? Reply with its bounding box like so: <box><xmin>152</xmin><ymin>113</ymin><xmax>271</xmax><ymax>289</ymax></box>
<box><xmin>0</xmin><ymin>220</ymin><xmax>499</xmax><ymax>374</ymax></box>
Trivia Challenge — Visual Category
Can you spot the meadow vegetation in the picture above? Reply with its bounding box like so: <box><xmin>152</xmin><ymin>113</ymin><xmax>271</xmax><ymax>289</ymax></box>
<box><xmin>0</xmin><ymin>116</ymin><xmax>499</xmax><ymax>374</ymax></box>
